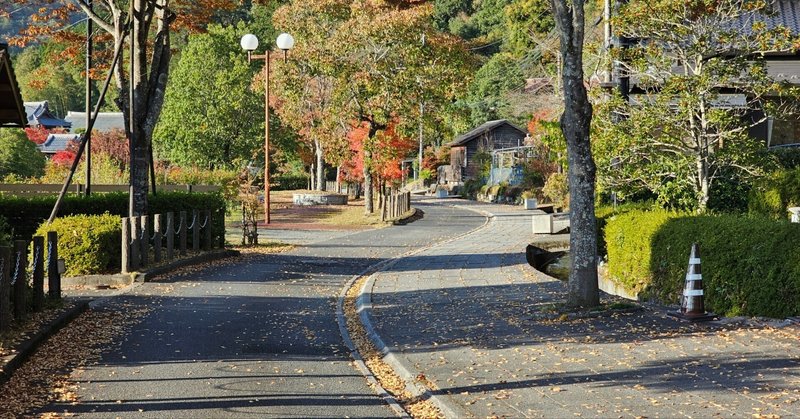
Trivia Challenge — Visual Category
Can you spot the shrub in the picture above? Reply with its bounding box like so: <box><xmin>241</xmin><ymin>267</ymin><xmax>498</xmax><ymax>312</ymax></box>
<box><xmin>770</xmin><ymin>146</ymin><xmax>800</xmax><ymax>169</ymax></box>
<box><xmin>542</xmin><ymin>172</ymin><xmax>569</xmax><ymax>209</ymax></box>
<box><xmin>604</xmin><ymin>209</ymin><xmax>800</xmax><ymax>318</ymax></box>
<box><xmin>0</xmin><ymin>215</ymin><xmax>11</xmax><ymax>247</ymax></box>
<box><xmin>35</xmin><ymin>213</ymin><xmax>122</xmax><ymax>276</ymax></box>
<box><xmin>748</xmin><ymin>168</ymin><xmax>800</xmax><ymax>218</ymax></box>
<box><xmin>0</xmin><ymin>192</ymin><xmax>225</xmax><ymax>243</ymax></box>
<box><xmin>273</xmin><ymin>174</ymin><xmax>309</xmax><ymax>191</ymax></box>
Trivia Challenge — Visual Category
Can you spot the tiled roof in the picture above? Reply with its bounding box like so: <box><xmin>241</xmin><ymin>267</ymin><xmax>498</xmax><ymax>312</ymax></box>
<box><xmin>24</xmin><ymin>101</ymin><xmax>72</xmax><ymax>129</ymax></box>
<box><xmin>449</xmin><ymin>120</ymin><xmax>527</xmax><ymax>147</ymax></box>
<box><xmin>736</xmin><ymin>0</ymin><xmax>800</xmax><ymax>36</ymax></box>
<box><xmin>39</xmin><ymin>133</ymin><xmax>79</xmax><ymax>154</ymax></box>
<box><xmin>0</xmin><ymin>44</ymin><xmax>26</xmax><ymax>128</ymax></box>
<box><xmin>65</xmin><ymin>111</ymin><xmax>126</xmax><ymax>133</ymax></box>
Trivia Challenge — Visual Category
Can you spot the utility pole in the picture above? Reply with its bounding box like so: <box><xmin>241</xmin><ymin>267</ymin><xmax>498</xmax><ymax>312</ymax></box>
<box><xmin>84</xmin><ymin>0</ymin><xmax>93</xmax><ymax>196</ymax></box>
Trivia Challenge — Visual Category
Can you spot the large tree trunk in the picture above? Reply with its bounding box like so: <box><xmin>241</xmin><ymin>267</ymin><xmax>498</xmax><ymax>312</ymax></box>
<box><xmin>551</xmin><ymin>0</ymin><xmax>599</xmax><ymax>308</ymax></box>
<box><xmin>83</xmin><ymin>0</ymin><xmax>172</xmax><ymax>217</ymax></box>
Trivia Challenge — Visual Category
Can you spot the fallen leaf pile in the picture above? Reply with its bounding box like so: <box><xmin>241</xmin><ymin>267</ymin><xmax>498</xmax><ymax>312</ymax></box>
<box><xmin>344</xmin><ymin>275</ymin><xmax>444</xmax><ymax>419</ymax></box>
<box><xmin>0</xmin><ymin>304</ymin><xmax>150</xmax><ymax>418</ymax></box>
<box><xmin>0</xmin><ymin>302</ymin><xmax>77</xmax><ymax>361</ymax></box>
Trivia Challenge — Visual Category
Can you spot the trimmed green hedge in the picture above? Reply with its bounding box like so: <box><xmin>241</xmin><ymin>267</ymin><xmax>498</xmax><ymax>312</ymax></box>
<box><xmin>604</xmin><ymin>209</ymin><xmax>800</xmax><ymax>318</ymax></box>
<box><xmin>35</xmin><ymin>214</ymin><xmax>122</xmax><ymax>276</ymax></box>
<box><xmin>0</xmin><ymin>192</ymin><xmax>226</xmax><ymax>242</ymax></box>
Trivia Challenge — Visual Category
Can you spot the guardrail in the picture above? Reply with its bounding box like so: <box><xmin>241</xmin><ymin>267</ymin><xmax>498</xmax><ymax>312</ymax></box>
<box><xmin>0</xmin><ymin>233</ymin><xmax>62</xmax><ymax>333</ymax></box>
<box><xmin>0</xmin><ymin>184</ymin><xmax>220</xmax><ymax>197</ymax></box>
<box><xmin>121</xmin><ymin>210</ymin><xmax>218</xmax><ymax>273</ymax></box>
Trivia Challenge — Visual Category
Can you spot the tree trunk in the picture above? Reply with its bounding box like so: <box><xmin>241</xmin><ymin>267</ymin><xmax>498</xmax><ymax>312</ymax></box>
<box><xmin>363</xmin><ymin>150</ymin><xmax>373</xmax><ymax>214</ymax></box>
<box><xmin>315</xmin><ymin>139</ymin><xmax>325</xmax><ymax>191</ymax></box>
<box><xmin>89</xmin><ymin>0</ymin><xmax>173</xmax><ymax>217</ymax></box>
<box><xmin>551</xmin><ymin>0</ymin><xmax>599</xmax><ymax>308</ymax></box>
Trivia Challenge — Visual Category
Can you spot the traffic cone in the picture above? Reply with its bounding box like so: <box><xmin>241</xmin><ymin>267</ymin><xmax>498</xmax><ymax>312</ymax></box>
<box><xmin>669</xmin><ymin>243</ymin><xmax>717</xmax><ymax>322</ymax></box>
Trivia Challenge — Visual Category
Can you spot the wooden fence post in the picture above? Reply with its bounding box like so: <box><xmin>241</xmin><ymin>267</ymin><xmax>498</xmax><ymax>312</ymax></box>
<box><xmin>179</xmin><ymin>211</ymin><xmax>188</xmax><ymax>256</ymax></box>
<box><xmin>121</xmin><ymin>217</ymin><xmax>131</xmax><ymax>273</ymax></box>
<box><xmin>130</xmin><ymin>217</ymin><xmax>141</xmax><ymax>271</ymax></box>
<box><xmin>0</xmin><ymin>247</ymin><xmax>11</xmax><ymax>332</ymax></box>
<box><xmin>153</xmin><ymin>213</ymin><xmax>163</xmax><ymax>263</ymax></box>
<box><xmin>139</xmin><ymin>215</ymin><xmax>149</xmax><ymax>268</ymax></box>
<box><xmin>192</xmin><ymin>209</ymin><xmax>200</xmax><ymax>252</ymax></box>
<box><xmin>203</xmin><ymin>210</ymin><xmax>213</xmax><ymax>251</ymax></box>
<box><xmin>32</xmin><ymin>236</ymin><xmax>45</xmax><ymax>311</ymax></box>
<box><xmin>47</xmin><ymin>231</ymin><xmax>60</xmax><ymax>299</ymax></box>
<box><xmin>166</xmin><ymin>212</ymin><xmax>175</xmax><ymax>260</ymax></box>
<box><xmin>13</xmin><ymin>240</ymin><xmax>27</xmax><ymax>320</ymax></box>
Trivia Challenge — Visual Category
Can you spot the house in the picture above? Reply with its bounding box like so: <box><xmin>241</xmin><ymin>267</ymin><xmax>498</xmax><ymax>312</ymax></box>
<box><xmin>446</xmin><ymin>119</ymin><xmax>527</xmax><ymax>182</ymax></box>
<box><xmin>607</xmin><ymin>0</ymin><xmax>800</xmax><ymax>147</ymax></box>
<box><xmin>38</xmin><ymin>133</ymin><xmax>79</xmax><ymax>156</ymax></box>
<box><xmin>65</xmin><ymin>111</ymin><xmax>125</xmax><ymax>133</ymax></box>
<box><xmin>24</xmin><ymin>101</ymin><xmax>72</xmax><ymax>130</ymax></box>
<box><xmin>0</xmin><ymin>43</ymin><xmax>26</xmax><ymax>129</ymax></box>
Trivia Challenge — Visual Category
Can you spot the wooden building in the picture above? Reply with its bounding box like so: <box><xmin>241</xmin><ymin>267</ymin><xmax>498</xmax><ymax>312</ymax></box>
<box><xmin>447</xmin><ymin>119</ymin><xmax>527</xmax><ymax>182</ymax></box>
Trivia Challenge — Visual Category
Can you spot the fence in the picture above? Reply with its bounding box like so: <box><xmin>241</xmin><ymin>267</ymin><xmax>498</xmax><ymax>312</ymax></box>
<box><xmin>121</xmin><ymin>210</ymin><xmax>218</xmax><ymax>273</ymax></box>
<box><xmin>0</xmin><ymin>233</ymin><xmax>62</xmax><ymax>333</ymax></box>
<box><xmin>0</xmin><ymin>184</ymin><xmax>220</xmax><ymax>197</ymax></box>
<box><xmin>381</xmin><ymin>191</ymin><xmax>412</xmax><ymax>221</ymax></box>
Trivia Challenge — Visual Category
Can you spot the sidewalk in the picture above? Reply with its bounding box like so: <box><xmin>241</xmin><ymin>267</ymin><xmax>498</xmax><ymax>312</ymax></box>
<box><xmin>363</xmin><ymin>200</ymin><xmax>800</xmax><ymax>418</ymax></box>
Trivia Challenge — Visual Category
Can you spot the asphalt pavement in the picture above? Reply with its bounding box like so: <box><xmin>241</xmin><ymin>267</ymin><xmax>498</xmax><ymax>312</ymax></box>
<box><xmin>39</xmin><ymin>197</ymin><xmax>485</xmax><ymax>418</ymax></box>
<box><xmin>364</xmin><ymin>200</ymin><xmax>800</xmax><ymax>418</ymax></box>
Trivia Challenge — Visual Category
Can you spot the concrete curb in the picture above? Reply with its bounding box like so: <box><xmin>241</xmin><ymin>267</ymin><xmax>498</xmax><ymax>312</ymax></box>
<box><xmin>61</xmin><ymin>249</ymin><xmax>240</xmax><ymax>289</ymax></box>
<box><xmin>336</xmin><ymin>259</ymin><xmax>410</xmax><ymax>419</ymax></box>
<box><xmin>346</xmin><ymin>201</ymin><xmax>494</xmax><ymax>419</ymax></box>
<box><xmin>0</xmin><ymin>299</ymin><xmax>91</xmax><ymax>386</ymax></box>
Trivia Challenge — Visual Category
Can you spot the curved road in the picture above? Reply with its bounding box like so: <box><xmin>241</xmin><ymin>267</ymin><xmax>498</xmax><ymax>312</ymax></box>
<box><xmin>40</xmin><ymin>198</ymin><xmax>485</xmax><ymax>418</ymax></box>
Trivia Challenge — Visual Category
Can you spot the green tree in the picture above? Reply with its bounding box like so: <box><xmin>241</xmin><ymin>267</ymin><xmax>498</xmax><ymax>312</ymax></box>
<box><xmin>595</xmin><ymin>0</ymin><xmax>800</xmax><ymax>212</ymax></box>
<box><xmin>0</xmin><ymin>129</ymin><xmax>46</xmax><ymax>179</ymax></box>
<box><xmin>14</xmin><ymin>44</ymin><xmax>85</xmax><ymax>118</ymax></box>
<box><xmin>465</xmin><ymin>52</ymin><xmax>525</xmax><ymax>125</ymax></box>
<box><xmin>154</xmin><ymin>24</ymin><xmax>263</xmax><ymax>169</ymax></box>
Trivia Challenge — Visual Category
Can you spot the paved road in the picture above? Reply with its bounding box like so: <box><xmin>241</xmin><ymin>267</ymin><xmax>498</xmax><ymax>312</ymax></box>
<box><xmin>40</xmin><ymin>198</ymin><xmax>485</xmax><ymax>418</ymax></box>
<box><xmin>366</xmin><ymin>201</ymin><xmax>800</xmax><ymax>418</ymax></box>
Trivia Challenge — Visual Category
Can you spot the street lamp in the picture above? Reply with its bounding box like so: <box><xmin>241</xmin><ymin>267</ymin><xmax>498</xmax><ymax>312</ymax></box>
<box><xmin>241</xmin><ymin>32</ymin><xmax>295</xmax><ymax>224</ymax></box>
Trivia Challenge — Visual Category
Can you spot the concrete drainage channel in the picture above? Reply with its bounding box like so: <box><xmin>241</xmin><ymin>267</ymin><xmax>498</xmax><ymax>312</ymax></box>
<box><xmin>336</xmin><ymin>203</ymin><xmax>493</xmax><ymax>418</ymax></box>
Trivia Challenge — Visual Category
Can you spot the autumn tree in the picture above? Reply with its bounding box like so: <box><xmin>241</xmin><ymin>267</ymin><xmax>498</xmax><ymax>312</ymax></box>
<box><xmin>272</xmin><ymin>0</ymin><xmax>352</xmax><ymax>191</ymax></box>
<box><xmin>550</xmin><ymin>0</ymin><xmax>598</xmax><ymax>307</ymax></box>
<box><xmin>595</xmin><ymin>0</ymin><xmax>800</xmax><ymax>212</ymax></box>
<box><xmin>334</xmin><ymin>2</ymin><xmax>474</xmax><ymax>213</ymax></box>
<box><xmin>11</xmin><ymin>0</ymin><xmax>236</xmax><ymax>216</ymax></box>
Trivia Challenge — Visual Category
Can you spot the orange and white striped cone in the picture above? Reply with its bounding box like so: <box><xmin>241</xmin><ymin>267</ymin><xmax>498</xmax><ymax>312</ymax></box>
<box><xmin>670</xmin><ymin>243</ymin><xmax>717</xmax><ymax>322</ymax></box>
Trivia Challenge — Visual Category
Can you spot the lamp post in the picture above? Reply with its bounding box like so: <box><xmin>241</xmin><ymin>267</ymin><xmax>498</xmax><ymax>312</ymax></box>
<box><xmin>241</xmin><ymin>32</ymin><xmax>295</xmax><ymax>224</ymax></box>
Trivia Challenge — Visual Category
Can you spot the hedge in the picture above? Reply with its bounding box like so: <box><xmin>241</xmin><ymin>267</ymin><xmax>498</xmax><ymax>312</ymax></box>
<box><xmin>603</xmin><ymin>209</ymin><xmax>800</xmax><ymax>318</ymax></box>
<box><xmin>35</xmin><ymin>214</ymin><xmax>122</xmax><ymax>276</ymax></box>
<box><xmin>0</xmin><ymin>191</ymin><xmax>226</xmax><ymax>243</ymax></box>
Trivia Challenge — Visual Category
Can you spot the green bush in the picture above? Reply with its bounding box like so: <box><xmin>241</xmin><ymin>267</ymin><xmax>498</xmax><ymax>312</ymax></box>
<box><xmin>0</xmin><ymin>192</ymin><xmax>226</xmax><ymax>242</ymax></box>
<box><xmin>0</xmin><ymin>215</ymin><xmax>11</xmax><ymax>247</ymax></box>
<box><xmin>770</xmin><ymin>147</ymin><xmax>800</xmax><ymax>169</ymax></box>
<box><xmin>273</xmin><ymin>174</ymin><xmax>309</xmax><ymax>191</ymax></box>
<box><xmin>35</xmin><ymin>214</ymin><xmax>122</xmax><ymax>276</ymax></box>
<box><xmin>748</xmin><ymin>168</ymin><xmax>800</xmax><ymax>218</ymax></box>
<box><xmin>462</xmin><ymin>179</ymin><xmax>483</xmax><ymax>199</ymax></box>
<box><xmin>604</xmin><ymin>209</ymin><xmax>800</xmax><ymax>318</ymax></box>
